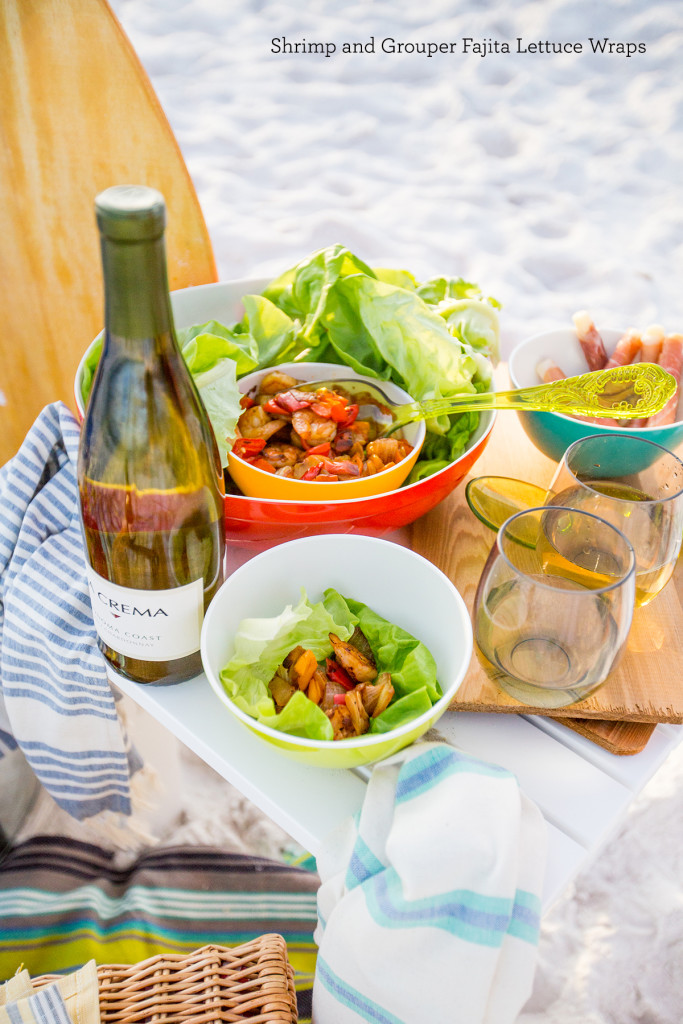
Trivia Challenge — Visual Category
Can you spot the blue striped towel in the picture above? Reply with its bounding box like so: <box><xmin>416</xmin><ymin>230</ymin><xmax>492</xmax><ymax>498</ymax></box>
<box><xmin>313</xmin><ymin>741</ymin><xmax>546</xmax><ymax>1024</ymax></box>
<box><xmin>0</xmin><ymin>403</ymin><xmax>136</xmax><ymax>820</ymax></box>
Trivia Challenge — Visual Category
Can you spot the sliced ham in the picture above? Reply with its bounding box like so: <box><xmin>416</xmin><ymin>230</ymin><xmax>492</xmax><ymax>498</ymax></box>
<box><xmin>646</xmin><ymin>334</ymin><xmax>683</xmax><ymax>427</ymax></box>
<box><xmin>572</xmin><ymin>310</ymin><xmax>608</xmax><ymax>371</ymax></box>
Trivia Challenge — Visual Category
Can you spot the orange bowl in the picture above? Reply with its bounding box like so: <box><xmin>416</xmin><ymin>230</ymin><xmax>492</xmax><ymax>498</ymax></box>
<box><xmin>75</xmin><ymin>278</ymin><xmax>496</xmax><ymax>546</ymax></box>
<box><xmin>228</xmin><ymin>363</ymin><xmax>425</xmax><ymax>500</ymax></box>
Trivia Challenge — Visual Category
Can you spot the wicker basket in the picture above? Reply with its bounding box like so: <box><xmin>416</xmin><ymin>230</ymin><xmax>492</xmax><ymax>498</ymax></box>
<box><xmin>34</xmin><ymin>937</ymin><xmax>297</xmax><ymax>1023</ymax></box>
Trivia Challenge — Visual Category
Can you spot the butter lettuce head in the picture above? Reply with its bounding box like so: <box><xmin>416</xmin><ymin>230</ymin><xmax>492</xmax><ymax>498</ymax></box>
<box><xmin>78</xmin><ymin>244</ymin><xmax>500</xmax><ymax>482</ymax></box>
<box><xmin>218</xmin><ymin>588</ymin><xmax>442</xmax><ymax>741</ymax></box>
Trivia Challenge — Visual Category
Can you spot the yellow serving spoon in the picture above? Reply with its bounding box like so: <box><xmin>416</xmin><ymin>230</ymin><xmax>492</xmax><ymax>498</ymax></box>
<box><xmin>281</xmin><ymin>363</ymin><xmax>675</xmax><ymax>436</ymax></box>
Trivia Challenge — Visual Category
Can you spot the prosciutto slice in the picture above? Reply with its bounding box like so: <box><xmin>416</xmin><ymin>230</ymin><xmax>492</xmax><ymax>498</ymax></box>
<box><xmin>605</xmin><ymin>328</ymin><xmax>641</xmax><ymax>368</ymax></box>
<box><xmin>647</xmin><ymin>333</ymin><xmax>683</xmax><ymax>427</ymax></box>
<box><xmin>573</xmin><ymin>310</ymin><xmax>608</xmax><ymax>371</ymax></box>
<box><xmin>640</xmin><ymin>324</ymin><xmax>665</xmax><ymax>365</ymax></box>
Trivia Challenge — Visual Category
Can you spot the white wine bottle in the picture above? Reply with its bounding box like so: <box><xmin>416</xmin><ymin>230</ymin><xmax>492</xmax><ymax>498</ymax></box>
<box><xmin>78</xmin><ymin>185</ymin><xmax>225</xmax><ymax>684</ymax></box>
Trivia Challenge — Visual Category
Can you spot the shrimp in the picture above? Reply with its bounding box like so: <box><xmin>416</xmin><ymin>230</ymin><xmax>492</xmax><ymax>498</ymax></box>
<box><xmin>257</xmin><ymin>370</ymin><xmax>300</xmax><ymax>395</ymax></box>
<box><xmin>291</xmin><ymin>408</ymin><xmax>338</xmax><ymax>446</ymax></box>
<box><xmin>365</xmin><ymin>438</ymin><xmax>412</xmax><ymax>465</ymax></box>
<box><xmin>261</xmin><ymin>443</ymin><xmax>301</xmax><ymax>469</ymax></box>
<box><xmin>329</xmin><ymin>633</ymin><xmax>377</xmax><ymax>682</ymax></box>
<box><xmin>237</xmin><ymin>404</ymin><xmax>288</xmax><ymax>441</ymax></box>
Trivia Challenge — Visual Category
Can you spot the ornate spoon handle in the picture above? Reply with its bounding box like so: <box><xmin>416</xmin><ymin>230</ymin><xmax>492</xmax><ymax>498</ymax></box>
<box><xmin>388</xmin><ymin>363</ymin><xmax>676</xmax><ymax>431</ymax></box>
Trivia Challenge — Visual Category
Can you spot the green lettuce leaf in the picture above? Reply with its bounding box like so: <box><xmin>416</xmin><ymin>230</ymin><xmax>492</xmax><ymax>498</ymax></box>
<box><xmin>80</xmin><ymin>324</ymin><xmax>246</xmax><ymax>468</ymax></box>
<box><xmin>240</xmin><ymin>295</ymin><xmax>298</xmax><ymax>369</ymax></box>
<box><xmin>370</xmin><ymin>688</ymin><xmax>434</xmax><ymax>734</ymax></box>
<box><xmin>80</xmin><ymin>335</ymin><xmax>103</xmax><ymax>407</ymax></box>
<box><xmin>178</xmin><ymin>320</ymin><xmax>258</xmax><ymax>376</ymax></box>
<box><xmin>340</xmin><ymin>593</ymin><xmax>442</xmax><ymax>704</ymax></box>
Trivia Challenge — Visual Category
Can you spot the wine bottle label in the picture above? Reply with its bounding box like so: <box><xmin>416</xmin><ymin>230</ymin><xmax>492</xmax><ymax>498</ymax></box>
<box><xmin>85</xmin><ymin>565</ymin><xmax>204</xmax><ymax>662</ymax></box>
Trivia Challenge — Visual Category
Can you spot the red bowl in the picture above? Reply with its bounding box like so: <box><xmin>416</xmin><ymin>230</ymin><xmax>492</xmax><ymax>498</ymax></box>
<box><xmin>75</xmin><ymin>279</ymin><xmax>496</xmax><ymax>547</ymax></box>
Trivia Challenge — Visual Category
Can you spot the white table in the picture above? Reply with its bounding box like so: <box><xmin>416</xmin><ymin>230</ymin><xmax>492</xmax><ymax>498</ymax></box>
<box><xmin>110</xmin><ymin>665</ymin><xmax>681</xmax><ymax>912</ymax></box>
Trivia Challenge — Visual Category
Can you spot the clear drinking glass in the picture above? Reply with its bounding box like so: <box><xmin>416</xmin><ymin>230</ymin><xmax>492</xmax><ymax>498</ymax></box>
<box><xmin>548</xmin><ymin>434</ymin><xmax>683</xmax><ymax>606</ymax></box>
<box><xmin>474</xmin><ymin>506</ymin><xmax>636</xmax><ymax>709</ymax></box>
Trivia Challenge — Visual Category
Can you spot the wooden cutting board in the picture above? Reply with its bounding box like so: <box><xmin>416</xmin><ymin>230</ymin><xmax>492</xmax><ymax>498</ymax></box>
<box><xmin>410</xmin><ymin>365</ymin><xmax>683</xmax><ymax>755</ymax></box>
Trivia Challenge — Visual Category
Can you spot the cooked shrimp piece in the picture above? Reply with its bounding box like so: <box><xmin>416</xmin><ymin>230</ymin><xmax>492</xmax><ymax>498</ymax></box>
<box><xmin>291</xmin><ymin>408</ymin><xmax>338</xmax><ymax>446</ymax></box>
<box><xmin>291</xmin><ymin>454</ymin><xmax>326</xmax><ymax>479</ymax></box>
<box><xmin>261</xmin><ymin>443</ymin><xmax>301</xmax><ymax>469</ymax></box>
<box><xmin>536</xmin><ymin>358</ymin><xmax>566</xmax><ymax>383</ymax></box>
<box><xmin>365</xmin><ymin>438</ymin><xmax>412</xmax><ymax>465</ymax></box>
<box><xmin>605</xmin><ymin>328</ymin><xmax>641</xmax><ymax>368</ymax></box>
<box><xmin>238</xmin><ymin>404</ymin><xmax>288</xmax><ymax>440</ymax></box>
<box><xmin>572</xmin><ymin>310</ymin><xmax>608</xmax><ymax>370</ymax></box>
<box><xmin>326</xmin><ymin>703</ymin><xmax>357</xmax><ymax>740</ymax></box>
<box><xmin>329</xmin><ymin>633</ymin><xmax>377</xmax><ymax>682</ymax></box>
<box><xmin>257</xmin><ymin>371</ymin><xmax>300</xmax><ymax>394</ymax></box>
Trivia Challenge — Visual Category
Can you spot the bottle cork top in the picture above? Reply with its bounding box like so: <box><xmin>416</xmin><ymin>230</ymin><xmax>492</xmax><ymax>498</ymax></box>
<box><xmin>95</xmin><ymin>185</ymin><xmax>166</xmax><ymax>241</ymax></box>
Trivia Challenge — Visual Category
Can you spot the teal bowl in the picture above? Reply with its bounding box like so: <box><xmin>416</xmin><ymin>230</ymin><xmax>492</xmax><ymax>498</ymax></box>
<box><xmin>509</xmin><ymin>327</ymin><xmax>683</xmax><ymax>463</ymax></box>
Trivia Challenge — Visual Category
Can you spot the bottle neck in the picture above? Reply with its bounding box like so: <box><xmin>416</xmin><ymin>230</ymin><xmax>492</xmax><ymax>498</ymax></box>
<box><xmin>100</xmin><ymin>233</ymin><xmax>176</xmax><ymax>348</ymax></box>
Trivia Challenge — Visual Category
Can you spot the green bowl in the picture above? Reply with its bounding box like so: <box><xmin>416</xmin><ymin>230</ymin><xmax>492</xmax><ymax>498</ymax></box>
<box><xmin>509</xmin><ymin>327</ymin><xmax>683</xmax><ymax>463</ymax></box>
<box><xmin>200</xmin><ymin>534</ymin><xmax>472</xmax><ymax>769</ymax></box>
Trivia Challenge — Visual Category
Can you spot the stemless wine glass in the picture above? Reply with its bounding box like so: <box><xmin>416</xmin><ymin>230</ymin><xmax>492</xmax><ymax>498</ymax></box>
<box><xmin>548</xmin><ymin>433</ymin><xmax>683</xmax><ymax>606</ymax></box>
<box><xmin>474</xmin><ymin>506</ymin><xmax>636</xmax><ymax>709</ymax></box>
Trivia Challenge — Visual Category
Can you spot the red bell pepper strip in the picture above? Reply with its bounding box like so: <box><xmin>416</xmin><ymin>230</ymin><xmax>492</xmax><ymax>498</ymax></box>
<box><xmin>302</xmin><ymin>464</ymin><xmax>322</xmax><ymax>480</ymax></box>
<box><xmin>326</xmin><ymin>658</ymin><xmax>354</xmax><ymax>690</ymax></box>
<box><xmin>232</xmin><ymin>437</ymin><xmax>266</xmax><ymax>458</ymax></box>
<box><xmin>310</xmin><ymin>388</ymin><xmax>350</xmax><ymax>421</ymax></box>
<box><xmin>322</xmin><ymin>458</ymin><xmax>360</xmax><ymax>477</ymax></box>
<box><xmin>306</xmin><ymin>442</ymin><xmax>331</xmax><ymax>457</ymax></box>
<box><xmin>249</xmin><ymin>457</ymin><xmax>276</xmax><ymax>473</ymax></box>
<box><xmin>239</xmin><ymin>394</ymin><xmax>255</xmax><ymax>409</ymax></box>
<box><xmin>337</xmin><ymin>404</ymin><xmax>359</xmax><ymax>428</ymax></box>
<box><xmin>310</xmin><ymin>401</ymin><xmax>333</xmax><ymax>419</ymax></box>
<box><xmin>262</xmin><ymin>397</ymin><xmax>289</xmax><ymax>416</ymax></box>
<box><xmin>333</xmin><ymin>693</ymin><xmax>349</xmax><ymax>705</ymax></box>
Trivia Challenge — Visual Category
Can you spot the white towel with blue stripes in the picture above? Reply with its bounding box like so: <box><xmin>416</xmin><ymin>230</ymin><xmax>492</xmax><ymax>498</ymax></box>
<box><xmin>313</xmin><ymin>741</ymin><xmax>546</xmax><ymax>1024</ymax></box>
<box><xmin>0</xmin><ymin>403</ymin><xmax>136</xmax><ymax>820</ymax></box>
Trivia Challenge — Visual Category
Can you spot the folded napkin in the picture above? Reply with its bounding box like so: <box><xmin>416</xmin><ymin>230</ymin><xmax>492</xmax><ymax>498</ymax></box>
<box><xmin>313</xmin><ymin>741</ymin><xmax>546</xmax><ymax>1024</ymax></box>
<box><xmin>0</xmin><ymin>403</ymin><xmax>136</xmax><ymax>820</ymax></box>
<box><xmin>0</xmin><ymin>960</ymin><xmax>99</xmax><ymax>1024</ymax></box>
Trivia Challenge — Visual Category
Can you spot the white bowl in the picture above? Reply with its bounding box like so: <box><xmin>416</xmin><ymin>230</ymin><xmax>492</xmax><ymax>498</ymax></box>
<box><xmin>200</xmin><ymin>534</ymin><xmax>472</xmax><ymax>769</ymax></box>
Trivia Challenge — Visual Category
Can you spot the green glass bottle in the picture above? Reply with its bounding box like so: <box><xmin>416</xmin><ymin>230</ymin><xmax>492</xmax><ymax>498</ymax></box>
<box><xmin>78</xmin><ymin>185</ymin><xmax>225</xmax><ymax>685</ymax></box>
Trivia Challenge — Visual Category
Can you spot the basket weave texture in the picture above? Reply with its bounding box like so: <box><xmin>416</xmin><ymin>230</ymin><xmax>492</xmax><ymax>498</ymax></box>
<box><xmin>33</xmin><ymin>937</ymin><xmax>297</xmax><ymax>1023</ymax></box>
